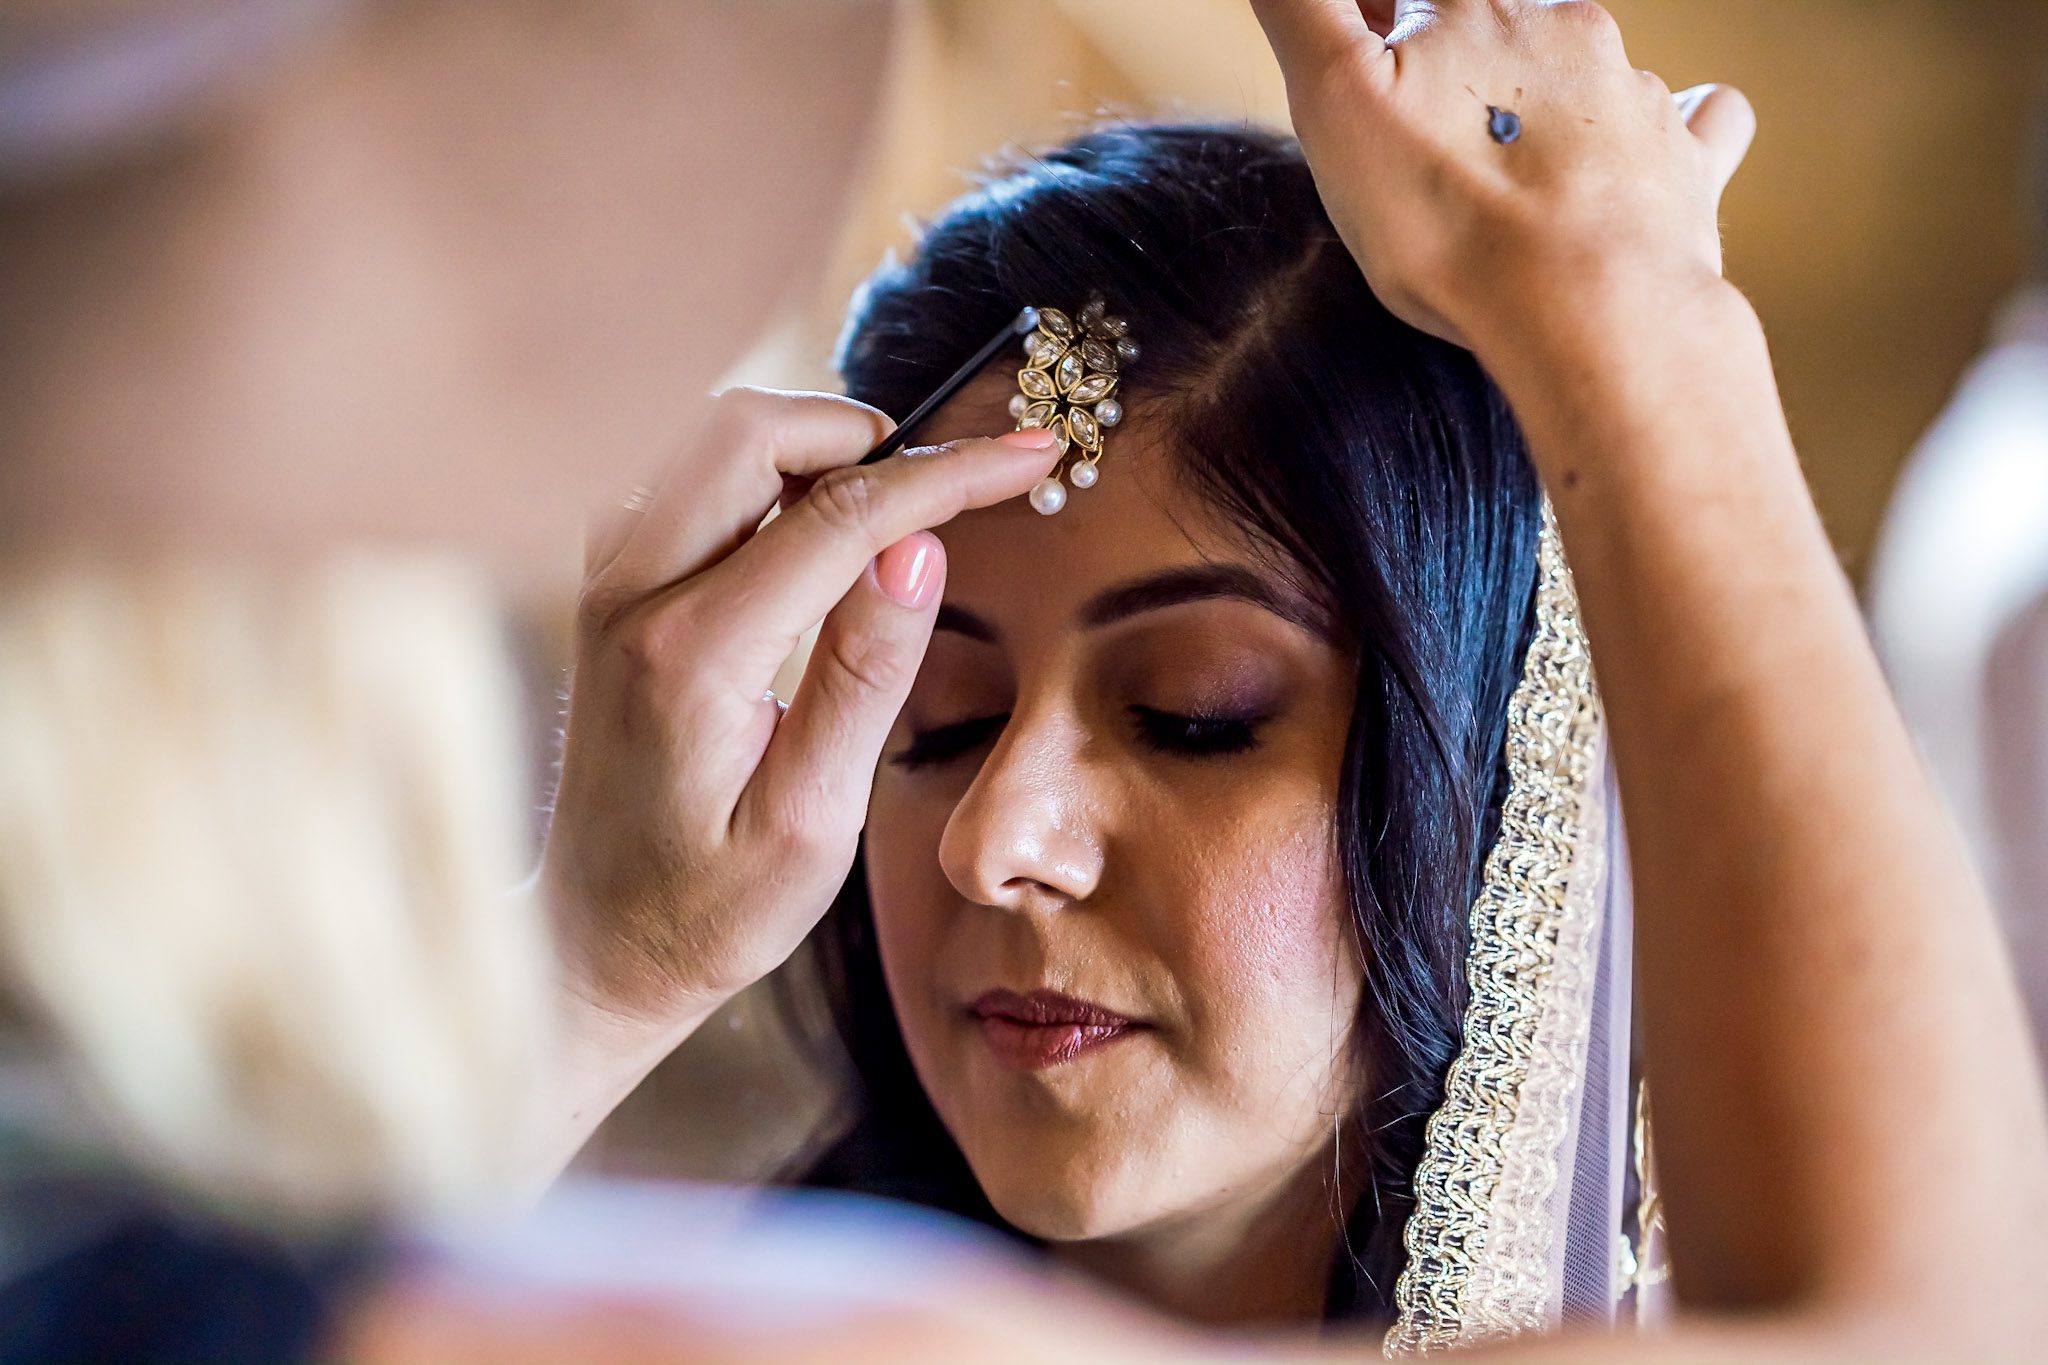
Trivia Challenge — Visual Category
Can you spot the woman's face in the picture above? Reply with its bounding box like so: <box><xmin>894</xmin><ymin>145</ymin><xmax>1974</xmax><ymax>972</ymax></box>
<box><xmin>865</xmin><ymin>384</ymin><xmax>1364</xmax><ymax>1244</ymax></box>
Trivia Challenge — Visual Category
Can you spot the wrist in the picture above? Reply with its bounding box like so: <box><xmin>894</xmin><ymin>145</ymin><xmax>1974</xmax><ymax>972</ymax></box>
<box><xmin>1465</xmin><ymin>272</ymin><xmax>1776</xmax><ymax>484</ymax></box>
<box><xmin>521</xmin><ymin>965</ymin><xmax>723</xmax><ymax>1195</ymax></box>
<box><xmin>556</xmin><ymin>962</ymin><xmax>722</xmax><ymax>1085</ymax></box>
<box><xmin>542</xmin><ymin>855</ymin><xmax>737</xmax><ymax>1040</ymax></box>
<box><xmin>1462</xmin><ymin>264</ymin><xmax>1758</xmax><ymax>384</ymax></box>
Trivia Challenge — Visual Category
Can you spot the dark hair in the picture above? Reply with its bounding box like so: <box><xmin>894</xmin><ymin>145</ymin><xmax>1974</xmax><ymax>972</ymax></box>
<box><xmin>794</xmin><ymin>122</ymin><xmax>1542</xmax><ymax>1321</ymax></box>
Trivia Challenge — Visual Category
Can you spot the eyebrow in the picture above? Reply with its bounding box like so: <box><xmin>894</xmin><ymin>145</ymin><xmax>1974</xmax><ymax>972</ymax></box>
<box><xmin>934</xmin><ymin>564</ymin><xmax>1333</xmax><ymax>643</ymax></box>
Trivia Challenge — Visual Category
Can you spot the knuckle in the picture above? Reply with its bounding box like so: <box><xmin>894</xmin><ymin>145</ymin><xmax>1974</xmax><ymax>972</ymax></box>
<box><xmin>1633</xmin><ymin>67</ymin><xmax>1673</xmax><ymax>99</ymax></box>
<box><xmin>821</xmin><ymin>622</ymin><xmax>915</xmax><ymax>697</ymax></box>
<box><xmin>575</xmin><ymin>583</ymin><xmax>633</xmax><ymax>639</ymax></box>
<box><xmin>706</xmin><ymin>384</ymin><xmax>795</xmax><ymax>453</ymax></box>
<box><xmin>711</xmin><ymin>383</ymin><xmax>785</xmax><ymax>423</ymax></box>
<box><xmin>1549</xmin><ymin>0</ymin><xmax>1620</xmax><ymax>37</ymax></box>
<box><xmin>805</xmin><ymin>465</ymin><xmax>884</xmax><ymax>538</ymax></box>
<box><xmin>1300</xmin><ymin>41</ymin><xmax>1380</xmax><ymax>112</ymax></box>
<box><xmin>609</xmin><ymin>594</ymin><xmax>701</xmax><ymax>678</ymax></box>
<box><xmin>1536</xmin><ymin>0</ymin><xmax>1625</xmax><ymax>61</ymax></box>
<box><xmin>755</xmin><ymin>794</ymin><xmax>849</xmax><ymax>870</ymax></box>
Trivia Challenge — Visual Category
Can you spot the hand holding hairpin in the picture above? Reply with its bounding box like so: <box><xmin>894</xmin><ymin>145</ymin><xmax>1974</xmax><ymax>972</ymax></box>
<box><xmin>1010</xmin><ymin>298</ymin><xmax>1138</xmax><ymax>515</ymax></box>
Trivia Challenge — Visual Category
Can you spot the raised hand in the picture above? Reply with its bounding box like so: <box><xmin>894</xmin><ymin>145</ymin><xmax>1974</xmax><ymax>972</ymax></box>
<box><xmin>1250</xmin><ymin>0</ymin><xmax>1755</xmax><ymax>352</ymax></box>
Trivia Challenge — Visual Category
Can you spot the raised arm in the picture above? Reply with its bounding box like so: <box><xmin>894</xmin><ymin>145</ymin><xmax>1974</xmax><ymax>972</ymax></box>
<box><xmin>1253</xmin><ymin>0</ymin><xmax>2048</xmax><ymax>1353</ymax></box>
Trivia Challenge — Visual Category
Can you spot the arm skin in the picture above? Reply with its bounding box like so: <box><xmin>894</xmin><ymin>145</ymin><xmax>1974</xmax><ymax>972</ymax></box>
<box><xmin>519</xmin><ymin>964</ymin><xmax>724</xmax><ymax>1195</ymax></box>
<box><xmin>1473</xmin><ymin>273</ymin><xmax>2048</xmax><ymax>1350</ymax></box>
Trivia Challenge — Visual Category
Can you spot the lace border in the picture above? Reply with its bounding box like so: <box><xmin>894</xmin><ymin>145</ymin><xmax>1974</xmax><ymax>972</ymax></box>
<box><xmin>1385</xmin><ymin>506</ymin><xmax>1606</xmax><ymax>1356</ymax></box>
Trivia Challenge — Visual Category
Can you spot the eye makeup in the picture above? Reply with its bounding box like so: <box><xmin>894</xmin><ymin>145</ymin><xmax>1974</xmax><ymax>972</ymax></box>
<box><xmin>888</xmin><ymin>595</ymin><xmax>1306</xmax><ymax>773</ymax></box>
<box><xmin>889</xmin><ymin>701</ymin><xmax>1272</xmax><ymax>772</ymax></box>
<box><xmin>1128</xmin><ymin>704</ymin><xmax>1269</xmax><ymax>758</ymax></box>
<box><xmin>891</xmin><ymin>714</ymin><xmax>1007</xmax><ymax>770</ymax></box>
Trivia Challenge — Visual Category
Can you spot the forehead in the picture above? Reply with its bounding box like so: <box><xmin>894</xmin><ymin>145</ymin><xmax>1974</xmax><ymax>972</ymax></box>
<box><xmin>912</xmin><ymin>373</ymin><xmax>1244</xmax><ymax>628</ymax></box>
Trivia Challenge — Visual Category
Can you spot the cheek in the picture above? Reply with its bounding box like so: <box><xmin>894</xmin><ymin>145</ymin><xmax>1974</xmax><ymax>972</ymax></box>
<box><xmin>1158</xmin><ymin>797</ymin><xmax>1362</xmax><ymax>1088</ymax></box>
<box><xmin>1210</xmin><ymin>827</ymin><xmax>1348</xmax><ymax>969</ymax></box>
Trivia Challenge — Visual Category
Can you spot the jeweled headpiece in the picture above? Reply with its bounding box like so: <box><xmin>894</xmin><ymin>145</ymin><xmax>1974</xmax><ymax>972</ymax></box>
<box><xmin>1008</xmin><ymin>299</ymin><xmax>1138</xmax><ymax>516</ymax></box>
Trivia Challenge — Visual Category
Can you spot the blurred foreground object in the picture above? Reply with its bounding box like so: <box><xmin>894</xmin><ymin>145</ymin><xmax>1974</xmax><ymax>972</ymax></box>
<box><xmin>0</xmin><ymin>560</ymin><xmax>550</xmax><ymax>1214</ymax></box>
<box><xmin>0</xmin><ymin>1</ymin><xmax>892</xmax><ymax>1355</ymax></box>
<box><xmin>0</xmin><ymin>0</ymin><xmax>889</xmax><ymax>573</ymax></box>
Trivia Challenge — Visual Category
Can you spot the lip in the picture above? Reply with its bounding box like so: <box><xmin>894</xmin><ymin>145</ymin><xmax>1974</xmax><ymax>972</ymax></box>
<box><xmin>968</xmin><ymin>989</ymin><xmax>1143</xmax><ymax>1072</ymax></box>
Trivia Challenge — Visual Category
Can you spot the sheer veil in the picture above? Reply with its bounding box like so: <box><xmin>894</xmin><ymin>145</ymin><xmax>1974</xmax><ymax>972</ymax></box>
<box><xmin>1386</xmin><ymin>508</ymin><xmax>1649</xmax><ymax>1354</ymax></box>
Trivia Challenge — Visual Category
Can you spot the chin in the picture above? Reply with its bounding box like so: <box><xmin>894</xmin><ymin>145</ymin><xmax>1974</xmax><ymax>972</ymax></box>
<box><xmin>966</xmin><ymin>1137</ymin><xmax>1163</xmax><ymax>1243</ymax></box>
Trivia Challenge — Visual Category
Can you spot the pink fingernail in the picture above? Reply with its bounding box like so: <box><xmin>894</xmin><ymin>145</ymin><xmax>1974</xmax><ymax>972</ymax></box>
<box><xmin>995</xmin><ymin>428</ymin><xmax>1059</xmax><ymax>449</ymax></box>
<box><xmin>875</xmin><ymin>532</ymin><xmax>942</xmax><ymax>609</ymax></box>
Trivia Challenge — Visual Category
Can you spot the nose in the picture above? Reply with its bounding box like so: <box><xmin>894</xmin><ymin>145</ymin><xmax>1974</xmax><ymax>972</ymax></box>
<box><xmin>936</xmin><ymin>706</ymin><xmax>1102</xmax><ymax>911</ymax></box>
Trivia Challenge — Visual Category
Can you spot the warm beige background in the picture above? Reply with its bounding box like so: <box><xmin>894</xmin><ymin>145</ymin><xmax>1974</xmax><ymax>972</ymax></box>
<box><xmin>800</xmin><ymin>0</ymin><xmax>2048</xmax><ymax>583</ymax></box>
<box><xmin>585</xmin><ymin>0</ymin><xmax>2048</xmax><ymax>1180</ymax></box>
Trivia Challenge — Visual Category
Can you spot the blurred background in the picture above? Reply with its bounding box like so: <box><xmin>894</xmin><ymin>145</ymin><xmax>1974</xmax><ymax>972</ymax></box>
<box><xmin>759</xmin><ymin>0</ymin><xmax>2048</xmax><ymax>580</ymax></box>
<box><xmin>583</xmin><ymin>0</ymin><xmax>2048</xmax><ymax>1183</ymax></box>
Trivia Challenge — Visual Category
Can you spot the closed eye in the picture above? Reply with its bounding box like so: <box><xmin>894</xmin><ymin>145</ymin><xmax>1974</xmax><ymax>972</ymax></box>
<box><xmin>1129</xmin><ymin>705</ymin><xmax>1265</xmax><ymax>757</ymax></box>
<box><xmin>890</xmin><ymin>714</ymin><xmax>1006</xmax><ymax>769</ymax></box>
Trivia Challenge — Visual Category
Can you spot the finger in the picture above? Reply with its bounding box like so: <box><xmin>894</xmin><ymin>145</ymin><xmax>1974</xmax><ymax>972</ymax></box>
<box><xmin>696</xmin><ymin>431</ymin><xmax>1060</xmax><ymax>683</ymax></box>
<box><xmin>740</xmin><ymin>531</ymin><xmax>945</xmax><ymax>846</ymax></box>
<box><xmin>1679</xmin><ymin>84</ymin><xmax>1757</xmax><ymax>203</ymax></box>
<box><xmin>1250</xmin><ymin>0</ymin><xmax>1388</xmax><ymax>79</ymax></box>
<box><xmin>597</xmin><ymin>387</ymin><xmax>894</xmax><ymax>596</ymax></box>
<box><xmin>1389</xmin><ymin>0</ymin><xmax>1457</xmax><ymax>43</ymax></box>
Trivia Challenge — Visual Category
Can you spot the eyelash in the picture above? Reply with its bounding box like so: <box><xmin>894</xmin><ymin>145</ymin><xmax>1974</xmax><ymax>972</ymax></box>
<box><xmin>890</xmin><ymin>707</ymin><xmax>1266</xmax><ymax>770</ymax></box>
<box><xmin>1129</xmin><ymin>705</ymin><xmax>1266</xmax><ymax>756</ymax></box>
<box><xmin>891</xmin><ymin>715</ymin><xmax>1005</xmax><ymax>769</ymax></box>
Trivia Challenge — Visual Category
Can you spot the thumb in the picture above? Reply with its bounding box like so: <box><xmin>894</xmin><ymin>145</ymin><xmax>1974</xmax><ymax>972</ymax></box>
<box><xmin>1678</xmin><ymin>84</ymin><xmax>1758</xmax><ymax>206</ymax></box>
<box><xmin>739</xmin><ymin>532</ymin><xmax>945</xmax><ymax>845</ymax></box>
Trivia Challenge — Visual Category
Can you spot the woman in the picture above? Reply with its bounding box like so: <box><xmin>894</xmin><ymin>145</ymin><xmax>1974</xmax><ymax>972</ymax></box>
<box><xmin>542</xmin><ymin>1</ymin><xmax>2048</xmax><ymax>1358</ymax></box>
<box><xmin>795</xmin><ymin>120</ymin><xmax>1565</xmax><ymax>1329</ymax></box>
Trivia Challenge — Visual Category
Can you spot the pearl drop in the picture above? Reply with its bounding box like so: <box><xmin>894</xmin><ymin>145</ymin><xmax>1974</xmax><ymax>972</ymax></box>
<box><xmin>1028</xmin><ymin>476</ymin><xmax>1067</xmax><ymax>516</ymax></box>
<box><xmin>1095</xmin><ymin>398</ymin><xmax>1122</xmax><ymax>427</ymax></box>
<box><xmin>1069</xmin><ymin>460</ymin><xmax>1099</xmax><ymax>489</ymax></box>
<box><xmin>1008</xmin><ymin>392</ymin><xmax>1028</xmax><ymax>419</ymax></box>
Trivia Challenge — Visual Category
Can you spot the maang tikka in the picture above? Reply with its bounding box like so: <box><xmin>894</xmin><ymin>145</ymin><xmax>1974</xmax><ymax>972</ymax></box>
<box><xmin>1009</xmin><ymin>299</ymin><xmax>1138</xmax><ymax>515</ymax></box>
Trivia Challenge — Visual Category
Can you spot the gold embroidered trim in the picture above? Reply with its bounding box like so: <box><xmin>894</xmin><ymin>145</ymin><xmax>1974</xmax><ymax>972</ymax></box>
<box><xmin>1622</xmin><ymin>1080</ymin><xmax>1672</xmax><ymax>1319</ymax></box>
<box><xmin>1385</xmin><ymin>505</ymin><xmax>1605</xmax><ymax>1356</ymax></box>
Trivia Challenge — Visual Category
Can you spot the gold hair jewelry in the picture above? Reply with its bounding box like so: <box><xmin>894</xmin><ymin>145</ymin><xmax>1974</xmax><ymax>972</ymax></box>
<box><xmin>1009</xmin><ymin>299</ymin><xmax>1138</xmax><ymax>516</ymax></box>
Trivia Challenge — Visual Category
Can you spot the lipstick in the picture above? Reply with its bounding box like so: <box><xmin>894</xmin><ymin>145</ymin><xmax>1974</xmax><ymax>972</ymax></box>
<box><xmin>969</xmin><ymin>988</ymin><xmax>1140</xmax><ymax>1072</ymax></box>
